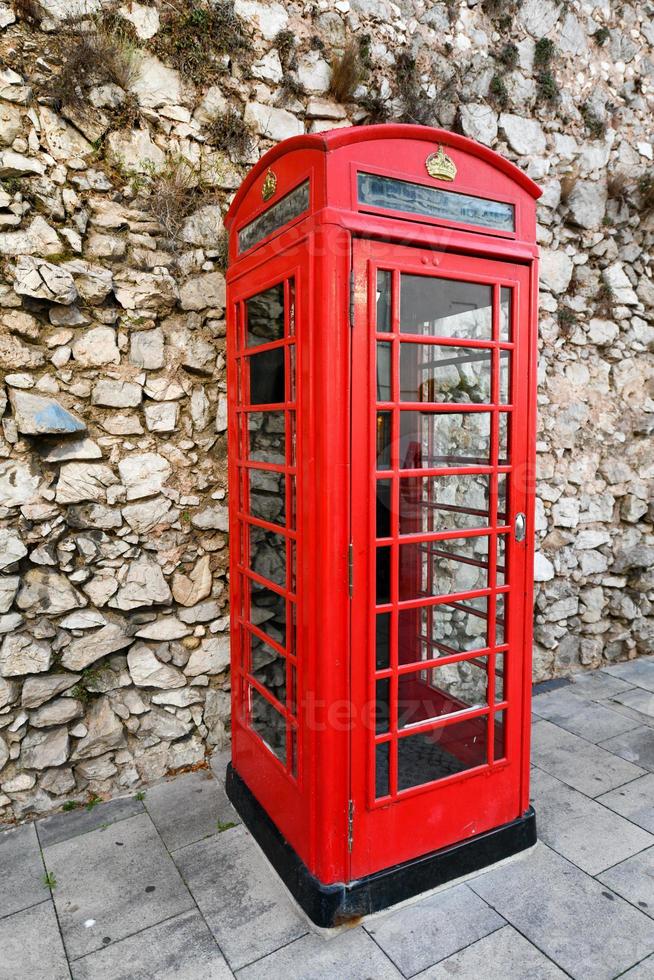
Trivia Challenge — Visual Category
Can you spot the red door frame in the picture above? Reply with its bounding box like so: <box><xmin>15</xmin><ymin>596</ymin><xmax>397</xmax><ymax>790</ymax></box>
<box><xmin>349</xmin><ymin>239</ymin><xmax>535</xmax><ymax>879</ymax></box>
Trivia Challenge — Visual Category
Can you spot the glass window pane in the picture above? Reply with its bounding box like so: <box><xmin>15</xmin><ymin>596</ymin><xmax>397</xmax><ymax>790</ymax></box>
<box><xmin>248</xmin><ymin>411</ymin><xmax>285</xmax><ymax>463</ymax></box>
<box><xmin>399</xmin><ymin>535</ymin><xmax>489</xmax><ymax>602</ymax></box>
<box><xmin>500</xmin><ymin>287</ymin><xmax>512</xmax><ymax>341</ymax></box>
<box><xmin>399</xmin><ymin>474</ymin><xmax>491</xmax><ymax>535</ymax></box>
<box><xmin>400</xmin><ymin>276</ymin><xmax>492</xmax><ymax>339</ymax></box>
<box><xmin>499</xmin><ymin>351</ymin><xmax>511</xmax><ymax>404</ymax></box>
<box><xmin>497</xmin><ymin>534</ymin><xmax>507</xmax><ymax>587</ymax></box>
<box><xmin>376</xmin><ymin>545</ymin><xmax>391</xmax><ymax>605</ymax></box>
<box><xmin>376</xmin><ymin>741</ymin><xmax>390</xmax><ymax>798</ymax></box>
<box><xmin>376</xmin><ymin>678</ymin><xmax>390</xmax><ymax>733</ymax></box>
<box><xmin>496</xmin><ymin>595</ymin><xmax>506</xmax><ymax>646</ymax></box>
<box><xmin>250</xmin><ymin>581</ymin><xmax>286</xmax><ymax>646</ymax></box>
<box><xmin>376</xmin><ymin>612</ymin><xmax>391</xmax><ymax>670</ymax></box>
<box><xmin>499</xmin><ymin>413</ymin><xmax>509</xmax><ymax>465</ymax></box>
<box><xmin>249</xmin><ymin>526</ymin><xmax>286</xmax><ymax>588</ymax></box>
<box><xmin>249</xmin><ymin>631</ymin><xmax>286</xmax><ymax>706</ymax></box>
<box><xmin>249</xmin><ymin>348</ymin><xmax>285</xmax><ymax>405</ymax></box>
<box><xmin>398</xmin><ymin>714</ymin><xmax>488</xmax><ymax>791</ymax></box>
<box><xmin>248</xmin><ymin>468</ymin><xmax>286</xmax><ymax>526</ymax></box>
<box><xmin>377</xmin><ymin>342</ymin><xmax>392</xmax><ymax>400</ymax></box>
<box><xmin>399</xmin><ymin>411</ymin><xmax>491</xmax><ymax>469</ymax></box>
<box><xmin>250</xmin><ymin>686</ymin><xmax>286</xmax><ymax>764</ymax></box>
<box><xmin>398</xmin><ymin>658</ymin><xmax>489</xmax><ymax>728</ymax></box>
<box><xmin>401</xmin><ymin>345</ymin><xmax>492</xmax><ymax>404</ymax></box>
<box><xmin>246</xmin><ymin>283</ymin><xmax>285</xmax><ymax>347</ymax></box>
<box><xmin>376</xmin><ymin>479</ymin><xmax>392</xmax><ymax>538</ymax></box>
<box><xmin>495</xmin><ymin>710</ymin><xmax>506</xmax><ymax>760</ymax></box>
<box><xmin>495</xmin><ymin>653</ymin><xmax>505</xmax><ymax>702</ymax></box>
<box><xmin>399</xmin><ymin>598</ymin><xmax>488</xmax><ymax>665</ymax></box>
<box><xmin>377</xmin><ymin>270</ymin><xmax>392</xmax><ymax>332</ymax></box>
<box><xmin>498</xmin><ymin>474</ymin><xmax>508</xmax><ymax>525</ymax></box>
<box><xmin>376</xmin><ymin>411</ymin><xmax>392</xmax><ymax>469</ymax></box>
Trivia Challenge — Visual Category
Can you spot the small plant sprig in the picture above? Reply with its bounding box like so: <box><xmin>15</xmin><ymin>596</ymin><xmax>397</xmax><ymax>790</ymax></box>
<box><xmin>43</xmin><ymin>871</ymin><xmax>57</xmax><ymax>890</ymax></box>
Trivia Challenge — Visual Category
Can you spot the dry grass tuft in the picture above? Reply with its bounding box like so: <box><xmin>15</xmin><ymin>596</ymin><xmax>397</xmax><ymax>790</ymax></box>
<box><xmin>559</xmin><ymin>171</ymin><xmax>578</xmax><ymax>204</ymax></box>
<box><xmin>150</xmin><ymin>0</ymin><xmax>251</xmax><ymax>85</ymax></box>
<box><xmin>49</xmin><ymin>22</ymin><xmax>138</xmax><ymax>111</ymax></box>
<box><xmin>139</xmin><ymin>156</ymin><xmax>204</xmax><ymax>246</ymax></box>
<box><xmin>329</xmin><ymin>43</ymin><xmax>364</xmax><ymax>104</ymax></box>
<box><xmin>638</xmin><ymin>172</ymin><xmax>654</xmax><ymax>215</ymax></box>
<box><xmin>206</xmin><ymin>106</ymin><xmax>253</xmax><ymax>160</ymax></box>
<box><xmin>14</xmin><ymin>0</ymin><xmax>45</xmax><ymax>25</ymax></box>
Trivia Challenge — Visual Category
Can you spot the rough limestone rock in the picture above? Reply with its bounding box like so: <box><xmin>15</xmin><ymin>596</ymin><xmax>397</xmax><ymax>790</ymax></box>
<box><xmin>70</xmin><ymin>697</ymin><xmax>124</xmax><ymax>760</ymax></box>
<box><xmin>184</xmin><ymin>636</ymin><xmax>230</xmax><ymax>677</ymax></box>
<box><xmin>499</xmin><ymin>114</ymin><xmax>546</xmax><ymax>156</ymax></box>
<box><xmin>61</xmin><ymin>622</ymin><xmax>135</xmax><ymax>671</ymax></box>
<box><xmin>39</xmin><ymin>438</ymin><xmax>102</xmax><ymax>463</ymax></box>
<box><xmin>20</xmin><ymin>726</ymin><xmax>69</xmax><ymax>770</ymax></box>
<box><xmin>0</xmin><ymin>676</ymin><xmax>19</xmax><ymax>710</ymax></box>
<box><xmin>179</xmin><ymin>271</ymin><xmax>226</xmax><ymax>311</ymax></box>
<box><xmin>118</xmin><ymin>1</ymin><xmax>159</xmax><ymax>39</ymax></box>
<box><xmin>39</xmin><ymin>106</ymin><xmax>94</xmax><ymax>161</ymax></box>
<box><xmin>0</xmin><ymin>529</ymin><xmax>27</xmax><ymax>570</ymax></box>
<box><xmin>12</xmin><ymin>256</ymin><xmax>78</xmax><ymax>305</ymax></box>
<box><xmin>0</xmin><ymin>461</ymin><xmax>40</xmax><ymax>508</ymax></box>
<box><xmin>127</xmin><ymin>645</ymin><xmax>186</xmax><ymax>688</ymax></box>
<box><xmin>8</xmin><ymin>390</ymin><xmax>86</xmax><ymax>436</ymax></box>
<box><xmin>55</xmin><ymin>462</ymin><xmax>119</xmax><ymax>504</ymax></box>
<box><xmin>121</xmin><ymin>496</ymin><xmax>172</xmax><ymax>534</ymax></box>
<box><xmin>0</xmin><ymin>578</ymin><xmax>19</xmax><ymax>617</ymax></box>
<box><xmin>114</xmin><ymin>270</ymin><xmax>178</xmax><ymax>310</ymax></box>
<box><xmin>567</xmin><ymin>180</ymin><xmax>608</xmax><ymax>230</ymax></box>
<box><xmin>61</xmin><ymin>261</ymin><xmax>113</xmax><ymax>305</ymax></box>
<box><xmin>131</xmin><ymin>54</ymin><xmax>182</xmax><ymax>109</ymax></box>
<box><xmin>459</xmin><ymin>103</ymin><xmax>498</xmax><ymax>146</ymax></box>
<box><xmin>30</xmin><ymin>697</ymin><xmax>84</xmax><ymax>728</ymax></box>
<box><xmin>243</xmin><ymin>102</ymin><xmax>304</xmax><ymax>141</ymax></box>
<box><xmin>106</xmin><ymin>128</ymin><xmax>166</xmax><ymax>173</ymax></box>
<box><xmin>91</xmin><ymin>380</ymin><xmax>143</xmax><ymax>408</ymax></box>
<box><xmin>0</xmin><ymin>151</ymin><xmax>44</xmax><ymax>177</ymax></box>
<box><xmin>111</xmin><ymin>558</ymin><xmax>172</xmax><ymax>610</ymax></box>
<box><xmin>21</xmin><ymin>673</ymin><xmax>81</xmax><ymax>708</ymax></box>
<box><xmin>539</xmin><ymin>249</ymin><xmax>574</xmax><ymax>295</ymax></box>
<box><xmin>234</xmin><ymin>0</ymin><xmax>288</xmax><ymax>39</ymax></box>
<box><xmin>118</xmin><ymin>453</ymin><xmax>171</xmax><ymax>500</ymax></box>
<box><xmin>16</xmin><ymin>569</ymin><xmax>86</xmax><ymax>616</ymax></box>
<box><xmin>0</xmin><ymin>633</ymin><xmax>52</xmax><ymax>677</ymax></box>
<box><xmin>71</xmin><ymin>326</ymin><xmax>120</xmax><ymax>366</ymax></box>
<box><xmin>134</xmin><ymin>617</ymin><xmax>191</xmax><ymax>640</ymax></box>
<box><xmin>181</xmin><ymin>205</ymin><xmax>224</xmax><ymax>247</ymax></box>
<box><xmin>172</xmin><ymin>555</ymin><xmax>212</xmax><ymax>607</ymax></box>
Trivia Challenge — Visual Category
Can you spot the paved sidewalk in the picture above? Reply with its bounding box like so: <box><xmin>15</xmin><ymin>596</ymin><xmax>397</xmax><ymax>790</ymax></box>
<box><xmin>3</xmin><ymin>660</ymin><xmax>654</xmax><ymax>979</ymax></box>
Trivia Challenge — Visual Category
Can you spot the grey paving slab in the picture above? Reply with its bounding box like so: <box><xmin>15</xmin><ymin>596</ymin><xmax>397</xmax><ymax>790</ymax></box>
<box><xmin>470</xmin><ymin>842</ymin><xmax>654</xmax><ymax>980</ymax></box>
<box><xmin>173</xmin><ymin>824</ymin><xmax>307</xmax><ymax>971</ymax></box>
<box><xmin>414</xmin><ymin>924</ymin><xmax>567</xmax><ymax>979</ymax></box>
<box><xmin>37</xmin><ymin>796</ymin><xmax>144</xmax><ymax>848</ymax></box>
<box><xmin>599</xmin><ymin>846</ymin><xmax>654</xmax><ymax>920</ymax></box>
<box><xmin>531</xmin><ymin>719</ymin><xmax>645</xmax><ymax>797</ymax></box>
<box><xmin>236</xmin><ymin>926</ymin><xmax>403</xmax><ymax>980</ymax></box>
<box><xmin>610</xmin><ymin>687</ymin><xmax>654</xmax><ymax>721</ymax></box>
<box><xmin>567</xmin><ymin>670</ymin><xmax>635</xmax><ymax>700</ymax></box>
<box><xmin>600</xmin><ymin>726</ymin><xmax>654</xmax><ymax>771</ymax></box>
<box><xmin>602</xmin><ymin>660</ymin><xmax>654</xmax><ymax>693</ymax></box>
<box><xmin>531</xmin><ymin>687</ymin><xmax>640</xmax><ymax>742</ymax></box>
<box><xmin>44</xmin><ymin>812</ymin><xmax>194</xmax><ymax>960</ymax></box>
<box><xmin>0</xmin><ymin>900</ymin><xmax>70</xmax><ymax>980</ymax></box>
<box><xmin>364</xmin><ymin>883</ymin><xmax>504</xmax><ymax>977</ymax></box>
<box><xmin>530</xmin><ymin>768</ymin><xmax>653</xmax><ymax>875</ymax></box>
<box><xmin>70</xmin><ymin>908</ymin><xmax>233</xmax><ymax>980</ymax></box>
<box><xmin>596</xmin><ymin>773</ymin><xmax>654</xmax><ymax>833</ymax></box>
<box><xmin>621</xmin><ymin>953</ymin><xmax>654</xmax><ymax>978</ymax></box>
<box><xmin>143</xmin><ymin>769</ymin><xmax>240</xmax><ymax>852</ymax></box>
<box><xmin>0</xmin><ymin>820</ymin><xmax>47</xmax><ymax>918</ymax></box>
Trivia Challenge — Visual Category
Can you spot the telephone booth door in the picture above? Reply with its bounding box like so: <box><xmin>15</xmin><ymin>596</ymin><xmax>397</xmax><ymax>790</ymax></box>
<box><xmin>350</xmin><ymin>240</ymin><xmax>534</xmax><ymax>878</ymax></box>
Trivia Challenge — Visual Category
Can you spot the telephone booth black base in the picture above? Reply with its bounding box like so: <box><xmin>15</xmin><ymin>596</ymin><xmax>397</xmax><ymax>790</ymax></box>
<box><xmin>226</xmin><ymin>764</ymin><xmax>536</xmax><ymax>928</ymax></box>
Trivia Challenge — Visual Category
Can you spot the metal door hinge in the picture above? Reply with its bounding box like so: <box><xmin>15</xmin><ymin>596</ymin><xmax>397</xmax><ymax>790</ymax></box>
<box><xmin>347</xmin><ymin>800</ymin><xmax>355</xmax><ymax>851</ymax></box>
<box><xmin>349</xmin><ymin>269</ymin><xmax>355</xmax><ymax>327</ymax></box>
<box><xmin>348</xmin><ymin>542</ymin><xmax>354</xmax><ymax>597</ymax></box>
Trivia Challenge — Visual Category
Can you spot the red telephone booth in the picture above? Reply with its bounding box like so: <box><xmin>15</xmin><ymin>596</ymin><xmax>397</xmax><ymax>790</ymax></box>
<box><xmin>224</xmin><ymin>125</ymin><xmax>540</xmax><ymax>926</ymax></box>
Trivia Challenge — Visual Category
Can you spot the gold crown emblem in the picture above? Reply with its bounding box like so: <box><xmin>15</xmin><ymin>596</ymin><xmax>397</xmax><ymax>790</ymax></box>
<box><xmin>261</xmin><ymin>168</ymin><xmax>277</xmax><ymax>201</ymax></box>
<box><xmin>425</xmin><ymin>146</ymin><xmax>457</xmax><ymax>182</ymax></box>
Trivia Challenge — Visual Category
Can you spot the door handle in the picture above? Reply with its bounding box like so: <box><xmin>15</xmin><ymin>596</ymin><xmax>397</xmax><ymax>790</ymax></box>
<box><xmin>514</xmin><ymin>512</ymin><xmax>527</xmax><ymax>542</ymax></box>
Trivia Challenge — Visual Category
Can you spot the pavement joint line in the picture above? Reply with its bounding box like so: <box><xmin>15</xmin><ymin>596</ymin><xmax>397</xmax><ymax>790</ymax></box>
<box><xmin>465</xmin><ymin>871</ymin><xmax>577</xmax><ymax>980</ymax></box>
<box><xmin>531</xmin><ymin>764</ymin><xmax>654</xmax><ymax>842</ymax></box>
<box><xmin>35</xmin><ymin>832</ymin><xmax>74</xmax><ymax>979</ymax></box>
<box><xmin>145</xmin><ymin>803</ymin><xmax>238</xmax><ymax>974</ymax></box>
<box><xmin>0</xmin><ymin>896</ymin><xmax>51</xmax><ymax>924</ymax></box>
<box><xmin>364</xmin><ymin>916</ymin><xmax>430</xmax><ymax>979</ymax></box>
<box><xmin>34</xmin><ymin>800</ymin><xmax>145</xmax><ymax>850</ymax></box>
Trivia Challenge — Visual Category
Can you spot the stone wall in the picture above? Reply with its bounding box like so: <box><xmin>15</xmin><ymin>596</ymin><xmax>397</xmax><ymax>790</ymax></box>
<box><xmin>0</xmin><ymin>0</ymin><xmax>652</xmax><ymax>822</ymax></box>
